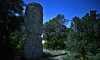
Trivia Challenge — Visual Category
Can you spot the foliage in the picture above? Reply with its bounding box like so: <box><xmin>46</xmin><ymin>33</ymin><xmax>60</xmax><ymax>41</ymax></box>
<box><xmin>0</xmin><ymin>0</ymin><xmax>26</xmax><ymax>58</ymax></box>
<box><xmin>65</xmin><ymin>32</ymin><xmax>88</xmax><ymax>55</ymax></box>
<box><xmin>65</xmin><ymin>32</ymin><xmax>99</xmax><ymax>60</ymax></box>
<box><xmin>9</xmin><ymin>25</ymin><xmax>26</xmax><ymax>54</ymax></box>
<box><xmin>43</xmin><ymin>14</ymin><xmax>69</xmax><ymax>50</ymax></box>
<box><xmin>65</xmin><ymin>10</ymin><xmax>100</xmax><ymax>60</ymax></box>
<box><xmin>85</xmin><ymin>52</ymin><xmax>100</xmax><ymax>60</ymax></box>
<box><xmin>43</xmin><ymin>35</ymin><xmax>66</xmax><ymax>50</ymax></box>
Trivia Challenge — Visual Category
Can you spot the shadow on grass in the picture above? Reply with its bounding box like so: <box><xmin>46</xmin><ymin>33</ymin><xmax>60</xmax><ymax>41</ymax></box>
<box><xmin>40</xmin><ymin>52</ymin><xmax>68</xmax><ymax>60</ymax></box>
<box><xmin>6</xmin><ymin>51</ymin><xmax>68</xmax><ymax>60</ymax></box>
<box><xmin>3</xmin><ymin>48</ymin><xmax>80</xmax><ymax>60</ymax></box>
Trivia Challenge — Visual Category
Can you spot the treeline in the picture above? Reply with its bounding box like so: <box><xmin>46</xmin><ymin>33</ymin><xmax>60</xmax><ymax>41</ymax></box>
<box><xmin>43</xmin><ymin>10</ymin><xmax>100</xmax><ymax>60</ymax></box>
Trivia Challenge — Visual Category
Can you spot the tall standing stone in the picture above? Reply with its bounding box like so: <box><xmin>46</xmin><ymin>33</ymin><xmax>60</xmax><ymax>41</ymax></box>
<box><xmin>24</xmin><ymin>2</ymin><xmax>43</xmax><ymax>59</ymax></box>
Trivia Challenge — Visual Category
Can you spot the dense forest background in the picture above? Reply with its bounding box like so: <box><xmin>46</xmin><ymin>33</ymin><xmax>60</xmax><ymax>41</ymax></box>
<box><xmin>43</xmin><ymin>11</ymin><xmax>100</xmax><ymax>60</ymax></box>
<box><xmin>0</xmin><ymin>0</ymin><xmax>100</xmax><ymax>60</ymax></box>
<box><xmin>0</xmin><ymin>0</ymin><xmax>26</xmax><ymax>59</ymax></box>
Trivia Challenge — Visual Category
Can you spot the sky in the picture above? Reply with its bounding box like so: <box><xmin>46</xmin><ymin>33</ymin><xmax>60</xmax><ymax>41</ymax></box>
<box><xmin>23</xmin><ymin>0</ymin><xmax>100</xmax><ymax>28</ymax></box>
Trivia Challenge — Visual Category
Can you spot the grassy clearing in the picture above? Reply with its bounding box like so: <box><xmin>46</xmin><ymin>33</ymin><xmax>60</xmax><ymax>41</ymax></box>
<box><xmin>42</xmin><ymin>43</ymin><xmax>83</xmax><ymax>60</ymax></box>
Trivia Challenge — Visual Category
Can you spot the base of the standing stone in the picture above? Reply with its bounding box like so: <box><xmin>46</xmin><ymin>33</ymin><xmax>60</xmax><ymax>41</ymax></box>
<box><xmin>24</xmin><ymin>45</ymin><xmax>43</xmax><ymax>60</ymax></box>
<box><xmin>24</xmin><ymin>33</ymin><xmax>43</xmax><ymax>59</ymax></box>
<box><xmin>24</xmin><ymin>53</ymin><xmax>43</xmax><ymax>60</ymax></box>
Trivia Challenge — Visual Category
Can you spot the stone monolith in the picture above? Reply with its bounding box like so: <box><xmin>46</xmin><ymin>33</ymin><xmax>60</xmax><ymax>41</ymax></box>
<box><xmin>24</xmin><ymin>2</ymin><xmax>43</xmax><ymax>59</ymax></box>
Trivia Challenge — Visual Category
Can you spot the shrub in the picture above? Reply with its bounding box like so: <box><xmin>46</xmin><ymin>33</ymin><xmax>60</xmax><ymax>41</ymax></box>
<box><xmin>65</xmin><ymin>32</ymin><xmax>89</xmax><ymax>58</ymax></box>
<box><xmin>85</xmin><ymin>52</ymin><xmax>100</xmax><ymax>60</ymax></box>
<box><xmin>65</xmin><ymin>32</ymin><xmax>100</xmax><ymax>60</ymax></box>
<box><xmin>43</xmin><ymin>36</ymin><xmax>66</xmax><ymax>50</ymax></box>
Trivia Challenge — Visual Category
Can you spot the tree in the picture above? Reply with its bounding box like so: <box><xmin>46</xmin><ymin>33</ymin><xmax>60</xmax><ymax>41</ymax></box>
<box><xmin>66</xmin><ymin>10</ymin><xmax>100</xmax><ymax>59</ymax></box>
<box><xmin>43</xmin><ymin>14</ymin><xmax>67</xmax><ymax>37</ymax></box>
<box><xmin>70</xmin><ymin>16</ymin><xmax>81</xmax><ymax>32</ymax></box>
<box><xmin>43</xmin><ymin>14</ymin><xmax>68</xmax><ymax>50</ymax></box>
<box><xmin>43</xmin><ymin>14</ymin><xmax>67</xmax><ymax>40</ymax></box>
<box><xmin>0</xmin><ymin>0</ymin><xmax>26</xmax><ymax>59</ymax></box>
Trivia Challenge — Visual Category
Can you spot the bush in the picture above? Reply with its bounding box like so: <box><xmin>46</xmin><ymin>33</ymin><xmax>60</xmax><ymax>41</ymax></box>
<box><xmin>65</xmin><ymin>32</ymin><xmax>100</xmax><ymax>60</ymax></box>
<box><xmin>43</xmin><ymin>36</ymin><xmax>66</xmax><ymax>50</ymax></box>
<box><xmin>85</xmin><ymin>52</ymin><xmax>100</xmax><ymax>60</ymax></box>
<box><xmin>65</xmin><ymin>32</ymin><xmax>89</xmax><ymax>58</ymax></box>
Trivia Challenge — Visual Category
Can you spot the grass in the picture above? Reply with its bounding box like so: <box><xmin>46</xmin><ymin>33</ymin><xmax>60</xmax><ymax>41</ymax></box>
<box><xmin>42</xmin><ymin>43</ymin><xmax>84</xmax><ymax>60</ymax></box>
<box><xmin>7</xmin><ymin>48</ymin><xmax>84</xmax><ymax>60</ymax></box>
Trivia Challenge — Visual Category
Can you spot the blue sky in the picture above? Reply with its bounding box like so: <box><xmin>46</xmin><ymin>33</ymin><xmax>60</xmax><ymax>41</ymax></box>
<box><xmin>23</xmin><ymin>0</ymin><xmax>100</xmax><ymax>28</ymax></box>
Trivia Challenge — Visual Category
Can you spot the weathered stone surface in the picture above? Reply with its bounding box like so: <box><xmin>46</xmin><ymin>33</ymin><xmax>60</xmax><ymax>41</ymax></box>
<box><xmin>24</xmin><ymin>2</ymin><xmax>43</xmax><ymax>59</ymax></box>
